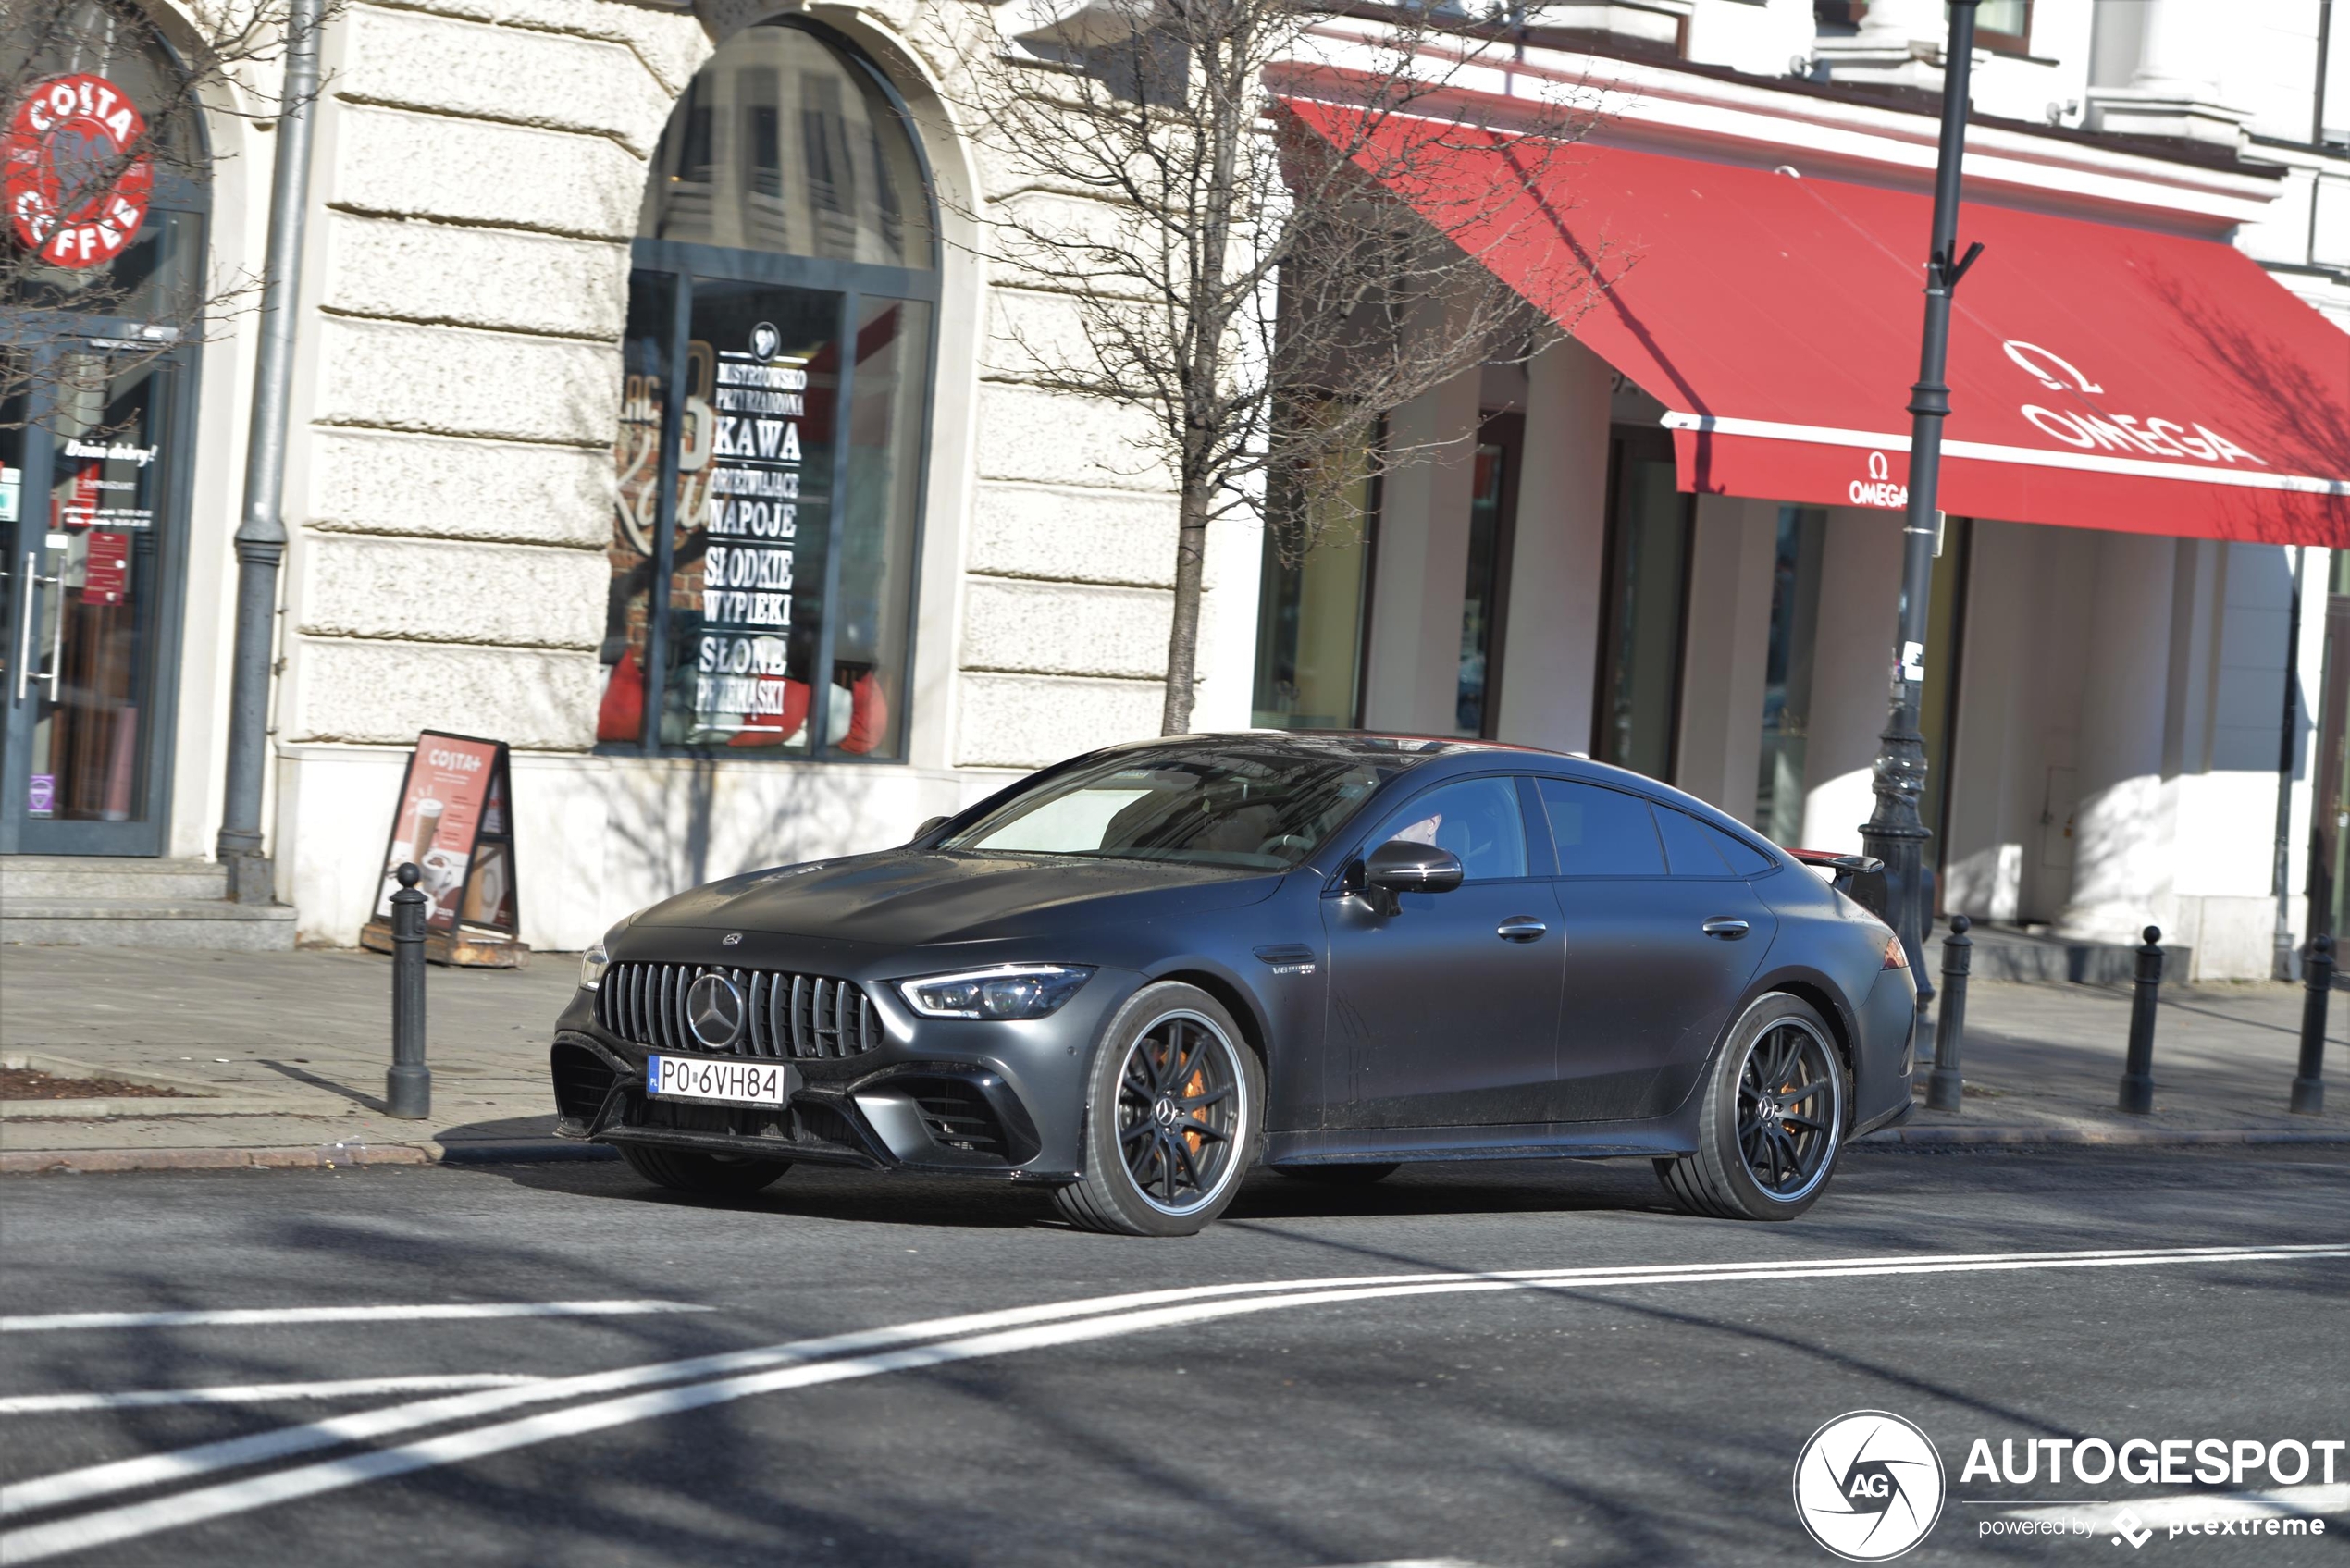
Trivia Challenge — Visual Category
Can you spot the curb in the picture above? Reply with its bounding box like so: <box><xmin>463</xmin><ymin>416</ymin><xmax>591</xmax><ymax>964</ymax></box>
<box><xmin>0</xmin><ymin>1098</ymin><xmax>351</xmax><ymax>1120</ymax></box>
<box><xmin>0</xmin><ymin>1139</ymin><xmax>621</xmax><ymax>1175</ymax></box>
<box><xmin>1858</xmin><ymin>1126</ymin><xmax>2350</xmax><ymax>1147</ymax></box>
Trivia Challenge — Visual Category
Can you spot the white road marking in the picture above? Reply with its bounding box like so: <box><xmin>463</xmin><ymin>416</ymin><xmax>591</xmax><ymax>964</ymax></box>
<box><xmin>2002</xmin><ymin>1484</ymin><xmax>2350</xmax><ymax>1527</ymax></box>
<box><xmin>0</xmin><ymin>1377</ymin><xmax>546</xmax><ymax>1416</ymax></box>
<box><xmin>0</xmin><ymin>1301</ymin><xmax>711</xmax><ymax>1334</ymax></box>
<box><xmin>5</xmin><ymin>1242</ymin><xmax>2322</xmax><ymax>1525</ymax></box>
<box><xmin>2</xmin><ymin>1242</ymin><xmax>2339</xmax><ymax>1563</ymax></box>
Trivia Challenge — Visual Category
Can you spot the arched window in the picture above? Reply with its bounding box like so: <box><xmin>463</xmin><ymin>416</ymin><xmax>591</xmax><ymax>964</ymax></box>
<box><xmin>2</xmin><ymin>3</ymin><xmax>208</xmax><ymax>855</ymax></box>
<box><xmin>599</xmin><ymin>19</ymin><xmax>936</xmax><ymax>761</ymax></box>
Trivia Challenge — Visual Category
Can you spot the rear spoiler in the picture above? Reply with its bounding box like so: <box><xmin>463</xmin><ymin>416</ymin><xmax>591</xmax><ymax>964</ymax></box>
<box><xmin>1787</xmin><ymin>849</ymin><xmax>1889</xmax><ymax>922</ymax></box>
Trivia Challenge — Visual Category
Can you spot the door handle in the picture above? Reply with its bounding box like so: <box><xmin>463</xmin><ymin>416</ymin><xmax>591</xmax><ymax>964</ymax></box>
<box><xmin>1701</xmin><ymin>918</ymin><xmax>1750</xmax><ymax>938</ymax></box>
<box><xmin>12</xmin><ymin>550</ymin><xmax>35</xmax><ymax>704</ymax></box>
<box><xmin>1496</xmin><ymin>916</ymin><xmax>1548</xmax><ymax>942</ymax></box>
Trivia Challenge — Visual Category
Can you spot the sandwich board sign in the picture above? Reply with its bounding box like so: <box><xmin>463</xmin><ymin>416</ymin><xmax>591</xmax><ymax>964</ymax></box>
<box><xmin>360</xmin><ymin>730</ymin><xmax>526</xmax><ymax>967</ymax></box>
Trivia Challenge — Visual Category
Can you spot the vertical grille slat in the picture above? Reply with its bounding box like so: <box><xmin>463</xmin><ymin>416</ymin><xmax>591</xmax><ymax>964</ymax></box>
<box><xmin>598</xmin><ymin>959</ymin><xmax>879</xmax><ymax>1061</ymax></box>
<box><xmin>732</xmin><ymin>969</ymin><xmax>752</xmax><ymax>1056</ymax></box>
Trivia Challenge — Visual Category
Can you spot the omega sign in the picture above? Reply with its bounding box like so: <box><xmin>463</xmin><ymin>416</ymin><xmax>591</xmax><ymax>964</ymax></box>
<box><xmin>1850</xmin><ymin>451</ymin><xmax>1907</xmax><ymax>510</ymax></box>
<box><xmin>4</xmin><ymin>73</ymin><xmax>153</xmax><ymax>269</ymax></box>
<box><xmin>2002</xmin><ymin>340</ymin><xmax>2264</xmax><ymax>467</ymax></box>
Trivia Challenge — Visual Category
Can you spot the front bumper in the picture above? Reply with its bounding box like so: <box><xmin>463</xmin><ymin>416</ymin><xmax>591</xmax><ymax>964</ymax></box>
<box><xmin>547</xmin><ymin>966</ymin><xmax>1129</xmax><ymax>1181</ymax></box>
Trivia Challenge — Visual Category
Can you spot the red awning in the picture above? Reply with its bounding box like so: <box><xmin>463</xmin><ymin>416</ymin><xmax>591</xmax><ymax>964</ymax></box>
<box><xmin>1285</xmin><ymin>99</ymin><xmax>2350</xmax><ymax>545</ymax></box>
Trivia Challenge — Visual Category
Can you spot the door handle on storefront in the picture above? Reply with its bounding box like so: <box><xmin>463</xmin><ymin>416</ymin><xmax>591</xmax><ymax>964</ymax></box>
<box><xmin>12</xmin><ymin>550</ymin><xmax>34</xmax><ymax>703</ymax></box>
<box><xmin>42</xmin><ymin>574</ymin><xmax>64</xmax><ymax>701</ymax></box>
<box><xmin>1701</xmin><ymin>918</ymin><xmax>1750</xmax><ymax>938</ymax></box>
<box><xmin>1497</xmin><ymin>916</ymin><xmax>1548</xmax><ymax>942</ymax></box>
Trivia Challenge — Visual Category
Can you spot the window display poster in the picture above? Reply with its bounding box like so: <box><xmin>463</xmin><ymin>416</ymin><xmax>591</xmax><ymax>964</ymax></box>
<box><xmin>695</xmin><ymin>319</ymin><xmax>810</xmax><ymax>740</ymax></box>
<box><xmin>371</xmin><ymin>731</ymin><xmax>517</xmax><ymax>933</ymax></box>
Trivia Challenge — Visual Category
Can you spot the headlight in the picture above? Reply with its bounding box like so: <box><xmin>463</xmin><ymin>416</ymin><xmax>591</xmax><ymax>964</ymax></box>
<box><xmin>579</xmin><ymin>942</ymin><xmax>612</xmax><ymax>991</ymax></box>
<box><xmin>897</xmin><ymin>964</ymin><xmax>1095</xmax><ymax>1020</ymax></box>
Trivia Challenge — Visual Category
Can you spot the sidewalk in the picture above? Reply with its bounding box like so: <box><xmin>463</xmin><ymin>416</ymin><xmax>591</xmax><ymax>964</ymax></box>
<box><xmin>1</xmin><ymin>946</ymin><xmax>589</xmax><ymax>1172</ymax></box>
<box><xmin>3</xmin><ymin>944</ymin><xmax>2346</xmax><ymax>1173</ymax></box>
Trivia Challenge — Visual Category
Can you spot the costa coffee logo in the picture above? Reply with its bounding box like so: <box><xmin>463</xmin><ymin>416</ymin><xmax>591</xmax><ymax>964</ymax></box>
<box><xmin>4</xmin><ymin>73</ymin><xmax>153</xmax><ymax>269</ymax></box>
<box><xmin>2003</xmin><ymin>340</ymin><xmax>2264</xmax><ymax>468</ymax></box>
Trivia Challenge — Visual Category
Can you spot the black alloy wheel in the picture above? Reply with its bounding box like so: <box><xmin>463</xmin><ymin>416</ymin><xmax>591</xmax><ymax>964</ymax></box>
<box><xmin>1056</xmin><ymin>982</ymin><xmax>1261</xmax><ymax>1236</ymax></box>
<box><xmin>1656</xmin><ymin>993</ymin><xmax>1846</xmax><ymax>1221</ymax></box>
<box><xmin>1736</xmin><ymin>1019</ymin><xmax>1839</xmax><ymax>1196</ymax></box>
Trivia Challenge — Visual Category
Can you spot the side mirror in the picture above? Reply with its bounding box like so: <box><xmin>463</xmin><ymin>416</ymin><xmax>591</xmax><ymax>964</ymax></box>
<box><xmin>1363</xmin><ymin>839</ymin><xmax>1465</xmax><ymax>902</ymax></box>
<box><xmin>913</xmin><ymin>815</ymin><xmax>949</xmax><ymax>843</ymax></box>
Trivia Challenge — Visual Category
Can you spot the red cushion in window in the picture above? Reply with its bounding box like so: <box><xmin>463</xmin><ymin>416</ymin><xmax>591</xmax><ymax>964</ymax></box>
<box><xmin>727</xmin><ymin>677</ymin><xmax>810</xmax><ymax>747</ymax></box>
<box><xmin>595</xmin><ymin>648</ymin><xmax>645</xmax><ymax>742</ymax></box>
<box><xmin>838</xmin><ymin>672</ymin><xmax>888</xmax><ymax>755</ymax></box>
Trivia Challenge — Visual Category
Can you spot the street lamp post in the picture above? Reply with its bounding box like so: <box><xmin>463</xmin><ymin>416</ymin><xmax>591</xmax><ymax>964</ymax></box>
<box><xmin>1860</xmin><ymin>0</ymin><xmax>1985</xmax><ymax>1007</ymax></box>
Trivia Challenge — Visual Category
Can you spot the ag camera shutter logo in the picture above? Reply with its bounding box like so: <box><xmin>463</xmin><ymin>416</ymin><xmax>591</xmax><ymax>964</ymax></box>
<box><xmin>1793</xmin><ymin>1411</ymin><xmax>1947</xmax><ymax>1561</ymax></box>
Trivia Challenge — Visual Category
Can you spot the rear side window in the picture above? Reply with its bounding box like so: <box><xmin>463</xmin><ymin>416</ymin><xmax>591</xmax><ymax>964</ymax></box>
<box><xmin>1705</xmin><ymin>821</ymin><xmax>1775</xmax><ymax>875</ymax></box>
<box><xmin>1654</xmin><ymin>806</ymin><xmax>1731</xmax><ymax>875</ymax></box>
<box><xmin>1537</xmin><ymin>779</ymin><xmax>1664</xmax><ymax>876</ymax></box>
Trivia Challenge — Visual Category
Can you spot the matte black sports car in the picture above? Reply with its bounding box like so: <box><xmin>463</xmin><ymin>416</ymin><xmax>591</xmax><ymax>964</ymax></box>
<box><xmin>550</xmin><ymin>734</ymin><xmax>1916</xmax><ymax>1235</ymax></box>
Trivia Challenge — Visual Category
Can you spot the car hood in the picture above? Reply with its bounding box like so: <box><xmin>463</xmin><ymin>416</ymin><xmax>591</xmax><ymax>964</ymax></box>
<box><xmin>628</xmin><ymin>849</ymin><xmax>1284</xmax><ymax>947</ymax></box>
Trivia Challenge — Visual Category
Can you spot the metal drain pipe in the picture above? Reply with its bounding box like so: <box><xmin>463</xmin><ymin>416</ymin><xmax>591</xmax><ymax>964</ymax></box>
<box><xmin>215</xmin><ymin>0</ymin><xmax>324</xmax><ymax>903</ymax></box>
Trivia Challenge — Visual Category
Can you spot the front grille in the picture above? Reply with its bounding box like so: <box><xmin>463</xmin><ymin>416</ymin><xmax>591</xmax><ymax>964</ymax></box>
<box><xmin>595</xmin><ymin>962</ymin><xmax>883</xmax><ymax>1059</ymax></box>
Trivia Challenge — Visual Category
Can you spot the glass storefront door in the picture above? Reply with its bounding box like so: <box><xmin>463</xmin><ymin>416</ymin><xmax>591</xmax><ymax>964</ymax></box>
<box><xmin>1593</xmin><ymin>426</ymin><xmax>1694</xmax><ymax>780</ymax></box>
<box><xmin>0</xmin><ymin>347</ymin><xmax>193</xmax><ymax>854</ymax></box>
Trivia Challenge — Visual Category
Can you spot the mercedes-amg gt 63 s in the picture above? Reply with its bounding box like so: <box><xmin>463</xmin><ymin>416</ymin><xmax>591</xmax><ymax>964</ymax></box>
<box><xmin>550</xmin><ymin>734</ymin><xmax>1917</xmax><ymax>1236</ymax></box>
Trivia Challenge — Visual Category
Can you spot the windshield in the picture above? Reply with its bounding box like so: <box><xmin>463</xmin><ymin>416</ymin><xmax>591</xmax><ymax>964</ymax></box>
<box><xmin>944</xmin><ymin>747</ymin><xmax>1395</xmax><ymax>870</ymax></box>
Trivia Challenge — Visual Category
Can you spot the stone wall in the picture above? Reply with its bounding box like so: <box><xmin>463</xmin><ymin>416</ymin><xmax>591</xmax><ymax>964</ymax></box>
<box><xmin>260</xmin><ymin>0</ymin><xmax>1236</xmax><ymax>939</ymax></box>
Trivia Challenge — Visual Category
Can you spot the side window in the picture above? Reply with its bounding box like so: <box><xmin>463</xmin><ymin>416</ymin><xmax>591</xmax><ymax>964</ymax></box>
<box><xmin>1538</xmin><ymin>778</ymin><xmax>1664</xmax><ymax>876</ymax></box>
<box><xmin>1367</xmin><ymin>776</ymin><xmax>1529</xmax><ymax>882</ymax></box>
<box><xmin>1706</xmin><ymin>821</ymin><xmax>1776</xmax><ymax>875</ymax></box>
<box><xmin>1655</xmin><ymin>805</ymin><xmax>1731</xmax><ymax>876</ymax></box>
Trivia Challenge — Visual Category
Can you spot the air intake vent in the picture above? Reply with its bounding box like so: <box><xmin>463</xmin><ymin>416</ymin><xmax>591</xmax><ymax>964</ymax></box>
<box><xmin>595</xmin><ymin>963</ymin><xmax>883</xmax><ymax>1059</ymax></box>
<box><xmin>911</xmin><ymin>1080</ymin><xmax>1007</xmax><ymax>1158</ymax></box>
<box><xmin>550</xmin><ymin>1043</ymin><xmax>618</xmax><ymax>1121</ymax></box>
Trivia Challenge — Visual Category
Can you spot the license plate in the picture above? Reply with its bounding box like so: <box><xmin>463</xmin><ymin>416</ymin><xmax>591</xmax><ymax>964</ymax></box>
<box><xmin>645</xmin><ymin>1055</ymin><xmax>794</xmax><ymax>1106</ymax></box>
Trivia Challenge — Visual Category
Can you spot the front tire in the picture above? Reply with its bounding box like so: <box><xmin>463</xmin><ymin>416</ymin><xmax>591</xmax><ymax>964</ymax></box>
<box><xmin>1053</xmin><ymin>982</ymin><xmax>1262</xmax><ymax>1237</ymax></box>
<box><xmin>619</xmin><ymin>1142</ymin><xmax>791</xmax><ymax>1196</ymax></box>
<box><xmin>1655</xmin><ymin>994</ymin><xmax>1846</xmax><ymax>1221</ymax></box>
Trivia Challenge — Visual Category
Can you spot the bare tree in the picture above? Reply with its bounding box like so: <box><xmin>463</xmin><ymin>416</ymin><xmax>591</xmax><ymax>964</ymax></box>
<box><xmin>3</xmin><ymin>0</ymin><xmax>330</xmax><ymax>426</ymax></box>
<box><xmin>942</xmin><ymin>0</ymin><xmax>1612</xmax><ymax>733</ymax></box>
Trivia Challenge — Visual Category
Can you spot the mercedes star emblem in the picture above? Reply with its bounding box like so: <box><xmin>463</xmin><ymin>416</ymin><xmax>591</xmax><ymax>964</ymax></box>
<box><xmin>686</xmin><ymin>972</ymin><xmax>746</xmax><ymax>1049</ymax></box>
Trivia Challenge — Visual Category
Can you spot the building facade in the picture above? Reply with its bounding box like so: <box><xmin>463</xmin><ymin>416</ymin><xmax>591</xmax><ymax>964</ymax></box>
<box><xmin>3</xmin><ymin>0</ymin><xmax>2345</xmax><ymax>974</ymax></box>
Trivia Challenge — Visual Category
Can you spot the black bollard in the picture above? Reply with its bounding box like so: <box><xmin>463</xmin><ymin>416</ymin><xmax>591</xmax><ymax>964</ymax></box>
<box><xmin>2291</xmin><ymin>932</ymin><xmax>2332</xmax><ymax>1116</ymax></box>
<box><xmin>1926</xmin><ymin>915</ymin><xmax>1971</xmax><ymax>1113</ymax></box>
<box><xmin>2117</xmin><ymin>924</ymin><xmax>2164</xmax><ymax>1115</ymax></box>
<box><xmin>387</xmin><ymin>862</ymin><xmax>431</xmax><ymax>1119</ymax></box>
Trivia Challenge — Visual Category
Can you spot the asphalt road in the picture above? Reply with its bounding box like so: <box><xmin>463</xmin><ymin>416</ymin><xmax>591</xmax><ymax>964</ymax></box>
<box><xmin>3</xmin><ymin>1146</ymin><xmax>2345</xmax><ymax>1567</ymax></box>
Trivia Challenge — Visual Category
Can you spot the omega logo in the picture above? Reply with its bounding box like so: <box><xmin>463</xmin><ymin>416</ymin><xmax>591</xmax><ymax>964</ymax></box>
<box><xmin>2001</xmin><ymin>340</ymin><xmax>2263</xmax><ymax>468</ymax></box>
<box><xmin>1850</xmin><ymin>450</ymin><xmax>1908</xmax><ymax>510</ymax></box>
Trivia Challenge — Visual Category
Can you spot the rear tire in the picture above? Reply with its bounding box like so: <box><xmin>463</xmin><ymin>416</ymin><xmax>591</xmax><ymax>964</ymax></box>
<box><xmin>1655</xmin><ymin>994</ymin><xmax>1846</xmax><ymax>1221</ymax></box>
<box><xmin>1053</xmin><ymin>982</ymin><xmax>1262</xmax><ymax>1237</ymax></box>
<box><xmin>1271</xmin><ymin>1162</ymin><xmax>1401</xmax><ymax>1186</ymax></box>
<box><xmin>619</xmin><ymin>1142</ymin><xmax>791</xmax><ymax>1196</ymax></box>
